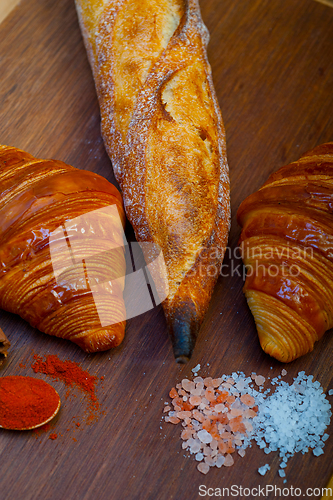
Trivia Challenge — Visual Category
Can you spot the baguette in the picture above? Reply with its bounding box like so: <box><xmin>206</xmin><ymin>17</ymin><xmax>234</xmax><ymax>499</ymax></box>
<box><xmin>75</xmin><ymin>0</ymin><xmax>230</xmax><ymax>362</ymax></box>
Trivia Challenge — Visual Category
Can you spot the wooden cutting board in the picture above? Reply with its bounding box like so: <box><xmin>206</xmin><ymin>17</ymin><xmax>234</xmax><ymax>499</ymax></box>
<box><xmin>0</xmin><ymin>0</ymin><xmax>332</xmax><ymax>499</ymax></box>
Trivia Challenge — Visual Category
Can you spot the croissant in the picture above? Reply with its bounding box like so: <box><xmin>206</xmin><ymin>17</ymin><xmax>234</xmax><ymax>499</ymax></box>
<box><xmin>237</xmin><ymin>143</ymin><xmax>333</xmax><ymax>362</ymax></box>
<box><xmin>0</xmin><ymin>145</ymin><xmax>127</xmax><ymax>352</ymax></box>
<box><xmin>75</xmin><ymin>0</ymin><xmax>230</xmax><ymax>362</ymax></box>
<box><xmin>0</xmin><ymin>327</ymin><xmax>10</xmax><ymax>358</ymax></box>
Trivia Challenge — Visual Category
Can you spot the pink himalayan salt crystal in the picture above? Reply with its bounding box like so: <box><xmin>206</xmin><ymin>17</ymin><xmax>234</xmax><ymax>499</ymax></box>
<box><xmin>169</xmin><ymin>387</ymin><xmax>178</xmax><ymax>398</ymax></box>
<box><xmin>212</xmin><ymin>378</ymin><xmax>222</xmax><ymax>388</ymax></box>
<box><xmin>205</xmin><ymin>456</ymin><xmax>216</xmax><ymax>467</ymax></box>
<box><xmin>197</xmin><ymin>462</ymin><xmax>210</xmax><ymax>474</ymax></box>
<box><xmin>197</xmin><ymin>429</ymin><xmax>213</xmax><ymax>444</ymax></box>
<box><xmin>240</xmin><ymin>394</ymin><xmax>255</xmax><ymax>407</ymax></box>
<box><xmin>203</xmin><ymin>377</ymin><xmax>214</xmax><ymax>388</ymax></box>
<box><xmin>190</xmin><ymin>441</ymin><xmax>202</xmax><ymax>454</ymax></box>
<box><xmin>176</xmin><ymin>411</ymin><xmax>192</xmax><ymax>419</ymax></box>
<box><xmin>167</xmin><ymin>416</ymin><xmax>180</xmax><ymax>424</ymax></box>
<box><xmin>171</xmin><ymin>398</ymin><xmax>181</xmax><ymax>407</ymax></box>
<box><xmin>216</xmin><ymin>455</ymin><xmax>225</xmax><ymax>467</ymax></box>
<box><xmin>210</xmin><ymin>439</ymin><xmax>218</xmax><ymax>450</ymax></box>
<box><xmin>220</xmin><ymin>431</ymin><xmax>232</xmax><ymax>439</ymax></box>
<box><xmin>244</xmin><ymin>421</ymin><xmax>253</xmax><ymax>432</ymax></box>
<box><xmin>205</xmin><ymin>389</ymin><xmax>216</xmax><ymax>402</ymax></box>
<box><xmin>203</xmin><ymin>445</ymin><xmax>212</xmax><ymax>456</ymax></box>
<box><xmin>226</xmin><ymin>377</ymin><xmax>235</xmax><ymax>385</ymax></box>
<box><xmin>230</xmin><ymin>408</ymin><xmax>243</xmax><ymax>416</ymax></box>
<box><xmin>214</xmin><ymin>403</ymin><xmax>226</xmax><ymax>413</ymax></box>
<box><xmin>192</xmin><ymin>409</ymin><xmax>205</xmax><ymax>422</ymax></box>
<box><xmin>214</xmin><ymin>403</ymin><xmax>228</xmax><ymax>413</ymax></box>
<box><xmin>181</xmin><ymin>429</ymin><xmax>193</xmax><ymax>440</ymax></box>
<box><xmin>189</xmin><ymin>395</ymin><xmax>202</xmax><ymax>406</ymax></box>
<box><xmin>190</xmin><ymin>387</ymin><xmax>203</xmax><ymax>396</ymax></box>
<box><xmin>182</xmin><ymin>379</ymin><xmax>196</xmax><ymax>392</ymax></box>
<box><xmin>163</xmin><ymin>405</ymin><xmax>171</xmax><ymax>412</ymax></box>
<box><xmin>281</xmin><ymin>369</ymin><xmax>287</xmax><ymax>376</ymax></box>
<box><xmin>244</xmin><ymin>408</ymin><xmax>257</xmax><ymax>418</ymax></box>
<box><xmin>224</xmin><ymin>454</ymin><xmax>234</xmax><ymax>467</ymax></box>
<box><xmin>238</xmin><ymin>448</ymin><xmax>246</xmax><ymax>457</ymax></box>
<box><xmin>193</xmin><ymin>376</ymin><xmax>204</xmax><ymax>384</ymax></box>
<box><xmin>254</xmin><ymin>375</ymin><xmax>265</xmax><ymax>386</ymax></box>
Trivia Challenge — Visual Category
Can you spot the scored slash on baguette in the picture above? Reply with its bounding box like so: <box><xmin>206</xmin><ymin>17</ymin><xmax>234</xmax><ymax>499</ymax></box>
<box><xmin>75</xmin><ymin>0</ymin><xmax>231</xmax><ymax>361</ymax></box>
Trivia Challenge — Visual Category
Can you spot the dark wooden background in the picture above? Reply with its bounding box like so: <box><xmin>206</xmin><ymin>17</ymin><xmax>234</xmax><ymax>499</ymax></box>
<box><xmin>0</xmin><ymin>0</ymin><xmax>332</xmax><ymax>499</ymax></box>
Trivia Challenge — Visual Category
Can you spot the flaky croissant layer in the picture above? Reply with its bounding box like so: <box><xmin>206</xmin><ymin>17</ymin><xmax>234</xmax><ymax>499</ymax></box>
<box><xmin>0</xmin><ymin>145</ymin><xmax>126</xmax><ymax>352</ymax></box>
<box><xmin>237</xmin><ymin>143</ymin><xmax>333</xmax><ymax>362</ymax></box>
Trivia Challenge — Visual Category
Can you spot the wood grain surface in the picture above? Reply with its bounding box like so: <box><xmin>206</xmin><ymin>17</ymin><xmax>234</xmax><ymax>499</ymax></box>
<box><xmin>0</xmin><ymin>0</ymin><xmax>21</xmax><ymax>24</ymax></box>
<box><xmin>0</xmin><ymin>0</ymin><xmax>332</xmax><ymax>499</ymax></box>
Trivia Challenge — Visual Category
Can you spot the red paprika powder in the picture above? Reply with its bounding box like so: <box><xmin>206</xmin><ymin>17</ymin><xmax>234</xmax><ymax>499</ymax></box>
<box><xmin>0</xmin><ymin>376</ymin><xmax>60</xmax><ymax>430</ymax></box>
<box><xmin>31</xmin><ymin>354</ymin><xmax>99</xmax><ymax>412</ymax></box>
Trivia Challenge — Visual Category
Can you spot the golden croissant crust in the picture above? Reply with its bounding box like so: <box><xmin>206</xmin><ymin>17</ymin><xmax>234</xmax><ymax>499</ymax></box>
<box><xmin>0</xmin><ymin>145</ymin><xmax>126</xmax><ymax>353</ymax></box>
<box><xmin>237</xmin><ymin>143</ymin><xmax>333</xmax><ymax>362</ymax></box>
<box><xmin>75</xmin><ymin>0</ymin><xmax>230</xmax><ymax>361</ymax></box>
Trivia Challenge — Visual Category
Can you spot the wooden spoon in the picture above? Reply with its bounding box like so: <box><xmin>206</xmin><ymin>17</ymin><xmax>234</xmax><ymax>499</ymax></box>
<box><xmin>0</xmin><ymin>376</ymin><xmax>61</xmax><ymax>430</ymax></box>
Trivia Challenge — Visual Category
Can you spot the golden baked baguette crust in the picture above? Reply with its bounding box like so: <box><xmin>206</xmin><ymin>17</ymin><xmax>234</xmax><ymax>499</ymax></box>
<box><xmin>75</xmin><ymin>0</ymin><xmax>230</xmax><ymax>361</ymax></box>
<box><xmin>237</xmin><ymin>143</ymin><xmax>333</xmax><ymax>362</ymax></box>
<box><xmin>0</xmin><ymin>145</ymin><xmax>126</xmax><ymax>352</ymax></box>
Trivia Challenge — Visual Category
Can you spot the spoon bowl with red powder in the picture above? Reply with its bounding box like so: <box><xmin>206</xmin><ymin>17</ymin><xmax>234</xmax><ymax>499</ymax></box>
<box><xmin>0</xmin><ymin>376</ymin><xmax>61</xmax><ymax>430</ymax></box>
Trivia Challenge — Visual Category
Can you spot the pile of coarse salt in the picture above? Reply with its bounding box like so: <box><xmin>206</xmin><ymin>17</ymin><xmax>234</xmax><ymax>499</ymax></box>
<box><xmin>163</xmin><ymin>369</ymin><xmax>332</xmax><ymax>477</ymax></box>
<box><xmin>163</xmin><ymin>371</ymin><xmax>267</xmax><ymax>474</ymax></box>
<box><xmin>254</xmin><ymin>371</ymin><xmax>332</xmax><ymax>480</ymax></box>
